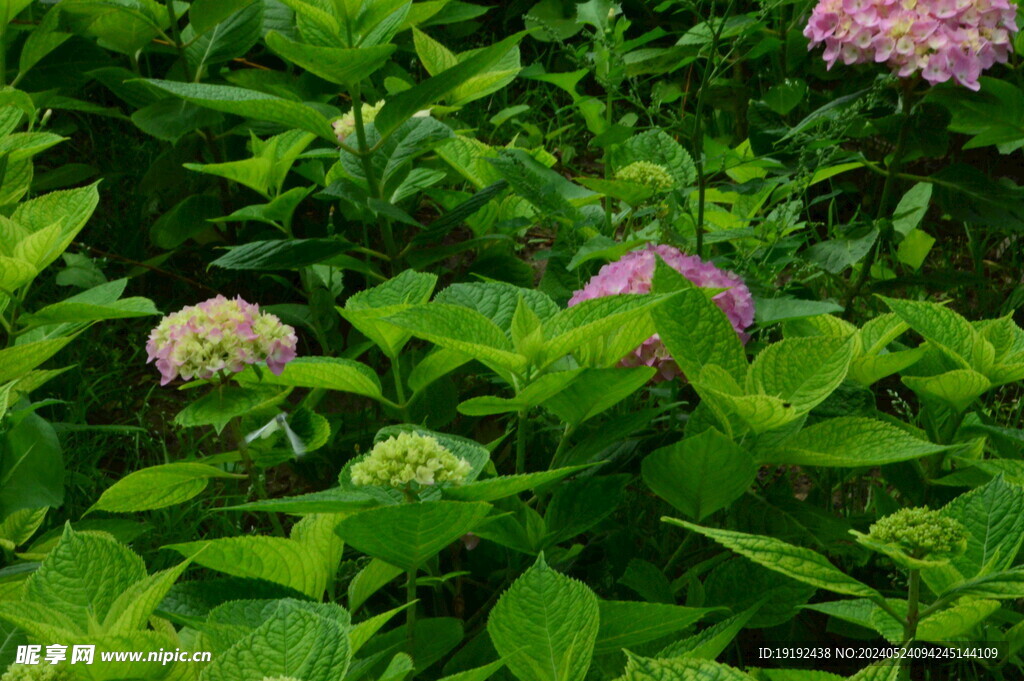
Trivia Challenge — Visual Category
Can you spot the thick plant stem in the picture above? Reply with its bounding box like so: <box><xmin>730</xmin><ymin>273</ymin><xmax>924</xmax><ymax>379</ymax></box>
<box><xmin>348</xmin><ymin>83</ymin><xmax>397</xmax><ymax>261</ymax></box>
<box><xmin>229</xmin><ymin>416</ymin><xmax>284</xmax><ymax>537</ymax></box>
<box><xmin>392</xmin><ymin>353</ymin><xmax>409</xmax><ymax>421</ymax></box>
<box><xmin>406</xmin><ymin>568</ymin><xmax>417</xmax><ymax>654</ymax></box>
<box><xmin>899</xmin><ymin>569</ymin><xmax>921</xmax><ymax>680</ymax></box>
<box><xmin>843</xmin><ymin>81</ymin><xmax>916</xmax><ymax>317</ymax></box>
<box><xmin>516</xmin><ymin>410</ymin><xmax>529</xmax><ymax>475</ymax></box>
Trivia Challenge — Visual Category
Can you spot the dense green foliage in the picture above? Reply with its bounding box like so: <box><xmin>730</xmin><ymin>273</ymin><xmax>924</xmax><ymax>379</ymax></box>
<box><xmin>0</xmin><ymin>0</ymin><xmax>1023</xmax><ymax>680</ymax></box>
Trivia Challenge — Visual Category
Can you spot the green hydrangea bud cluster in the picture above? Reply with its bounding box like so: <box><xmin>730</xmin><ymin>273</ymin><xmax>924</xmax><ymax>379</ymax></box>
<box><xmin>615</xmin><ymin>161</ymin><xmax>675</xmax><ymax>190</ymax></box>
<box><xmin>350</xmin><ymin>432</ymin><xmax>471</xmax><ymax>488</ymax></box>
<box><xmin>868</xmin><ymin>507</ymin><xmax>967</xmax><ymax>560</ymax></box>
<box><xmin>1</xmin><ymin>665</ymin><xmax>70</xmax><ymax>681</ymax></box>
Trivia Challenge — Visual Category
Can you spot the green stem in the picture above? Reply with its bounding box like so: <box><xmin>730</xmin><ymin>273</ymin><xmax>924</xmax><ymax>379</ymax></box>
<box><xmin>516</xmin><ymin>410</ymin><xmax>529</xmax><ymax>475</ymax></box>
<box><xmin>899</xmin><ymin>569</ymin><xmax>921</xmax><ymax>680</ymax></box>
<box><xmin>165</xmin><ymin>0</ymin><xmax>192</xmax><ymax>82</ymax></box>
<box><xmin>229</xmin><ymin>415</ymin><xmax>284</xmax><ymax>537</ymax></box>
<box><xmin>392</xmin><ymin>353</ymin><xmax>410</xmax><ymax>421</ymax></box>
<box><xmin>348</xmin><ymin>83</ymin><xmax>397</xmax><ymax>261</ymax></box>
<box><xmin>603</xmin><ymin>88</ymin><xmax>614</xmax><ymax>234</ymax></box>
<box><xmin>406</xmin><ymin>568</ymin><xmax>418</xmax><ymax>654</ymax></box>
<box><xmin>843</xmin><ymin>81</ymin><xmax>916</xmax><ymax>316</ymax></box>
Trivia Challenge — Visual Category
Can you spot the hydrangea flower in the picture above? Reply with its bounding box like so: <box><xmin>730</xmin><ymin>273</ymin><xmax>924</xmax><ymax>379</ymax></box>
<box><xmin>350</xmin><ymin>432</ymin><xmax>472</xmax><ymax>488</ymax></box>
<box><xmin>569</xmin><ymin>244</ymin><xmax>754</xmax><ymax>381</ymax></box>
<box><xmin>146</xmin><ymin>295</ymin><xmax>298</xmax><ymax>386</ymax></box>
<box><xmin>1</xmin><ymin>665</ymin><xmax>68</xmax><ymax>681</ymax></box>
<box><xmin>867</xmin><ymin>507</ymin><xmax>967</xmax><ymax>559</ymax></box>
<box><xmin>803</xmin><ymin>0</ymin><xmax>1019</xmax><ymax>90</ymax></box>
<box><xmin>333</xmin><ymin>100</ymin><xmax>385</xmax><ymax>144</ymax></box>
<box><xmin>615</xmin><ymin>161</ymin><xmax>675</xmax><ymax>190</ymax></box>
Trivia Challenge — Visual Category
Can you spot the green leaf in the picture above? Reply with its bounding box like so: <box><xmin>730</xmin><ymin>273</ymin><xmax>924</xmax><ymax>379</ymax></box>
<box><xmin>18</xmin><ymin>297</ymin><xmax>158</xmax><ymax>329</ymax></box>
<box><xmin>0</xmin><ymin>337</ymin><xmax>74</xmax><ymax>383</ymax></box>
<box><xmin>384</xmin><ymin>303</ymin><xmax>527</xmax><ymax>374</ymax></box>
<box><xmin>236</xmin><ymin>357</ymin><xmax>383</xmax><ymax>400</ymax></box>
<box><xmin>613</xmin><ymin>129</ymin><xmax>696</xmax><ymax>186</ymax></box>
<box><xmin>541</xmin><ymin>367</ymin><xmax>654</xmax><ymax>428</ymax></box>
<box><xmin>165</xmin><ymin>536</ymin><xmax>331</xmax><ymax>599</ymax></box>
<box><xmin>658</xmin><ymin>601</ymin><xmax>764</xmax><ymax>660</ymax></box>
<box><xmin>150</xmin><ymin>193</ymin><xmax>222</xmax><ymax>248</ymax></box>
<box><xmin>488</xmin><ymin>554</ymin><xmax>599</xmax><ymax>681</ymax></box>
<box><xmin>745</xmin><ymin>336</ymin><xmax>856</xmax><ymax>414</ymax></box>
<box><xmin>458</xmin><ymin>370</ymin><xmax>582</xmax><ymax>416</ymax></box>
<box><xmin>348</xmin><ymin>558</ymin><xmax>403</xmax><ymax>611</ymax></box>
<box><xmin>652</xmin><ymin>260</ymin><xmax>747</xmax><ymax>382</ymax></box>
<box><xmin>642</xmin><ymin>429</ymin><xmax>756</xmax><ymax>520</ymax></box>
<box><xmin>758</xmin><ymin>417</ymin><xmax>949</xmax><ymax>467</ymax></box>
<box><xmin>944</xmin><ymin>567</ymin><xmax>1024</xmax><ymax>599</ymax></box>
<box><xmin>189</xmin><ymin>0</ymin><xmax>257</xmax><ymax>35</ymax></box>
<box><xmin>436</xmin><ymin>660</ymin><xmax>506</xmax><ymax>681</ymax></box>
<box><xmin>26</xmin><ymin>525</ymin><xmax>147</xmax><ymax>628</ymax></box>
<box><xmin>266</xmin><ymin>32</ymin><xmax>395</xmax><ymax>85</ymax></box>
<box><xmin>0</xmin><ymin>506</ymin><xmax>47</xmax><ymax>551</ymax></box>
<box><xmin>543</xmin><ymin>293</ymin><xmax>676</xmax><ymax>369</ymax></box>
<box><xmin>879</xmin><ymin>296</ymin><xmax>990</xmax><ymax>371</ymax></box>
<box><xmin>942</xmin><ymin>476</ymin><xmax>1024</xmax><ymax>578</ymax></box>
<box><xmin>927</xmin><ymin>77</ymin><xmax>1024</xmax><ymax>152</ymax></box>
<box><xmin>140</xmin><ymin>79</ymin><xmax>336</xmax><ymax>141</ymax></box>
<box><xmin>902</xmin><ymin>369</ymin><xmax>991</xmax><ymax>412</ymax></box>
<box><xmin>102</xmin><ymin>559</ymin><xmax>192</xmax><ymax>635</ymax></box>
<box><xmin>374</xmin><ymin>31</ymin><xmax>527</xmax><ymax>138</ymax></box>
<box><xmin>594</xmin><ymin>601</ymin><xmax>718</xmax><ymax>655</ymax></box>
<box><xmin>443</xmin><ymin>466</ymin><xmax>591</xmax><ymax>502</ymax></box>
<box><xmin>202</xmin><ymin>600</ymin><xmax>351</xmax><ymax>681</ymax></box>
<box><xmin>223</xmin><ymin>488</ymin><xmax>376</xmax><ymax>514</ymax></box>
<box><xmin>892</xmin><ymin>182</ymin><xmax>932</xmax><ymax>236</ymax></box>
<box><xmin>665</xmin><ymin>519</ymin><xmax>882</xmax><ymax>599</ymax></box>
<box><xmin>174</xmin><ymin>385</ymin><xmax>285</xmax><ymax>434</ymax></box>
<box><xmin>916</xmin><ymin>598</ymin><xmax>1000</xmax><ymax>641</ymax></box>
<box><xmin>211</xmin><ymin>238</ymin><xmax>352</xmax><ymax>270</ymax></box>
<box><xmin>691</xmin><ymin>366</ymin><xmax>797</xmax><ymax>435</ymax></box>
<box><xmin>341</xmin><ymin>270</ymin><xmax>438</xmax><ymax>358</ymax></box>
<box><xmin>89</xmin><ymin>463</ymin><xmax>244</xmax><ymax>513</ymax></box>
<box><xmin>335</xmin><ymin>501</ymin><xmax>491</xmax><ymax>570</ymax></box>
<box><xmin>184</xmin><ymin>1</ymin><xmax>263</xmax><ymax>72</ymax></box>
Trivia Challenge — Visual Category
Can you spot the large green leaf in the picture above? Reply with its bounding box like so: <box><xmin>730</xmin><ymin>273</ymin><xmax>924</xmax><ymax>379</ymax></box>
<box><xmin>927</xmin><ymin>77</ymin><xmax>1024</xmax><ymax>152</ymax></box>
<box><xmin>89</xmin><ymin>463</ymin><xmax>244</xmax><ymax>513</ymax></box>
<box><xmin>340</xmin><ymin>270</ymin><xmax>438</xmax><ymax>358</ymax></box>
<box><xmin>666</xmin><ymin>519</ymin><xmax>882</xmax><ymax>599</ymax></box>
<box><xmin>745</xmin><ymin>335</ymin><xmax>856</xmax><ymax>414</ymax></box>
<box><xmin>140</xmin><ymin>80</ymin><xmax>336</xmax><ymax>141</ymax></box>
<box><xmin>880</xmin><ymin>297</ymin><xmax>990</xmax><ymax>372</ymax></box>
<box><xmin>594</xmin><ymin>601</ymin><xmax>718</xmax><ymax>655</ymax></box>
<box><xmin>265</xmin><ymin>32</ymin><xmax>395</xmax><ymax>85</ymax></box>
<box><xmin>25</xmin><ymin>526</ymin><xmax>147</xmax><ymax>628</ymax></box>
<box><xmin>758</xmin><ymin>417</ymin><xmax>949</xmax><ymax>467</ymax></box>
<box><xmin>334</xmin><ymin>501</ymin><xmax>491</xmax><ymax>570</ymax></box>
<box><xmin>374</xmin><ymin>31</ymin><xmax>527</xmax><ymax>138</ymax></box>
<box><xmin>942</xmin><ymin>476</ymin><xmax>1024</xmax><ymax>578</ymax></box>
<box><xmin>173</xmin><ymin>385</ymin><xmax>285</xmax><ymax>433</ymax></box>
<box><xmin>488</xmin><ymin>554</ymin><xmax>599</xmax><ymax>681</ymax></box>
<box><xmin>902</xmin><ymin>369</ymin><xmax>991</xmax><ymax>412</ymax></box>
<box><xmin>542</xmin><ymin>367</ymin><xmax>654</xmax><ymax>427</ymax></box>
<box><xmin>642</xmin><ymin>429</ymin><xmax>756</xmax><ymax>520</ymax></box>
<box><xmin>652</xmin><ymin>260</ymin><xmax>747</xmax><ymax>382</ymax></box>
<box><xmin>18</xmin><ymin>297</ymin><xmax>158</xmax><ymax>329</ymax></box>
<box><xmin>443</xmin><ymin>466</ymin><xmax>591</xmax><ymax>502</ymax></box>
<box><xmin>384</xmin><ymin>304</ymin><xmax>527</xmax><ymax>374</ymax></box>
<box><xmin>235</xmin><ymin>357</ymin><xmax>383</xmax><ymax>400</ymax></box>
<box><xmin>0</xmin><ymin>337</ymin><xmax>74</xmax><ymax>384</ymax></box>
<box><xmin>202</xmin><ymin>600</ymin><xmax>351</xmax><ymax>681</ymax></box>
<box><xmin>165</xmin><ymin>535</ymin><xmax>331</xmax><ymax>599</ymax></box>
<box><xmin>211</xmin><ymin>238</ymin><xmax>352</xmax><ymax>270</ymax></box>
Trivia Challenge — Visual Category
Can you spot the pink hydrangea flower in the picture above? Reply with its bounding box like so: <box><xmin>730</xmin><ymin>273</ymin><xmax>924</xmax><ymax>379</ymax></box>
<box><xmin>146</xmin><ymin>295</ymin><xmax>298</xmax><ymax>386</ymax></box>
<box><xmin>803</xmin><ymin>0</ymin><xmax>1018</xmax><ymax>90</ymax></box>
<box><xmin>569</xmin><ymin>244</ymin><xmax>754</xmax><ymax>382</ymax></box>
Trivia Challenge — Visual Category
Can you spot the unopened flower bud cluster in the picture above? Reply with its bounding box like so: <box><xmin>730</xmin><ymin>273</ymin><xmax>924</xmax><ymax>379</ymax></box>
<box><xmin>350</xmin><ymin>432</ymin><xmax>472</xmax><ymax>488</ymax></box>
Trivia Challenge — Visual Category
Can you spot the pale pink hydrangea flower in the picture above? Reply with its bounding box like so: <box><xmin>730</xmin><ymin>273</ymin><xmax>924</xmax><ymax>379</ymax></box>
<box><xmin>569</xmin><ymin>244</ymin><xmax>754</xmax><ymax>382</ymax></box>
<box><xmin>804</xmin><ymin>0</ymin><xmax>1018</xmax><ymax>90</ymax></box>
<box><xmin>146</xmin><ymin>295</ymin><xmax>297</xmax><ymax>386</ymax></box>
